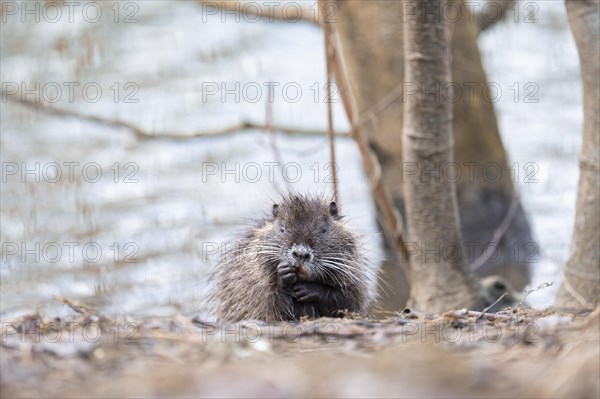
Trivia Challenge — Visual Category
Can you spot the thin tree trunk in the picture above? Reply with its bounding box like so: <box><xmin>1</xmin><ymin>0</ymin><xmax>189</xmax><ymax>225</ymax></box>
<box><xmin>402</xmin><ymin>0</ymin><xmax>483</xmax><ymax>312</ymax></box>
<box><xmin>555</xmin><ymin>0</ymin><xmax>600</xmax><ymax>309</ymax></box>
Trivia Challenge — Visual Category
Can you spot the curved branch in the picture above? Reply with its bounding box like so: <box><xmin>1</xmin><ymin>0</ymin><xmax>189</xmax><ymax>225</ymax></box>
<box><xmin>328</xmin><ymin>27</ymin><xmax>410</xmax><ymax>273</ymax></box>
<box><xmin>4</xmin><ymin>93</ymin><xmax>348</xmax><ymax>140</ymax></box>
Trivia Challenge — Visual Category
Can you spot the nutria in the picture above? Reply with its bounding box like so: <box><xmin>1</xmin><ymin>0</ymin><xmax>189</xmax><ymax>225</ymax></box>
<box><xmin>210</xmin><ymin>194</ymin><xmax>377</xmax><ymax>322</ymax></box>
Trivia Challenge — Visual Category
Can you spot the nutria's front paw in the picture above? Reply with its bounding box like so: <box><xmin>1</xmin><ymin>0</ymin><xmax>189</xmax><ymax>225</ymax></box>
<box><xmin>277</xmin><ymin>262</ymin><xmax>297</xmax><ymax>287</ymax></box>
<box><xmin>293</xmin><ymin>282</ymin><xmax>323</xmax><ymax>303</ymax></box>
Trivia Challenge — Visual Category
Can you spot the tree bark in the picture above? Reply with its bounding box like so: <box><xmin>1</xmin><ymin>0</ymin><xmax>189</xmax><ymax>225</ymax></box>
<box><xmin>555</xmin><ymin>0</ymin><xmax>600</xmax><ymax>309</ymax></box>
<box><xmin>402</xmin><ymin>0</ymin><xmax>483</xmax><ymax>312</ymax></box>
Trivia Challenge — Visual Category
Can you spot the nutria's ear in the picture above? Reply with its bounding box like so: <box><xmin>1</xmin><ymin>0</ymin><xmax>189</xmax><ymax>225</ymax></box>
<box><xmin>329</xmin><ymin>202</ymin><xmax>339</xmax><ymax>218</ymax></box>
<box><xmin>272</xmin><ymin>204</ymin><xmax>280</xmax><ymax>218</ymax></box>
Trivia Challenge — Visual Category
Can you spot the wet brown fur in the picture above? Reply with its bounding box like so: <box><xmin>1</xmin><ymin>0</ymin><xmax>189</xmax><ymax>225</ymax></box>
<box><xmin>210</xmin><ymin>194</ymin><xmax>376</xmax><ymax>322</ymax></box>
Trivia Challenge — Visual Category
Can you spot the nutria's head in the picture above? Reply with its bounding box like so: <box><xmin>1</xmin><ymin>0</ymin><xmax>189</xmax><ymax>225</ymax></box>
<box><xmin>263</xmin><ymin>194</ymin><xmax>360</xmax><ymax>283</ymax></box>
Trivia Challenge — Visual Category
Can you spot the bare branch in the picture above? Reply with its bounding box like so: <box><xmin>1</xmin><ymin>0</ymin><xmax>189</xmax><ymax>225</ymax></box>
<box><xmin>445</xmin><ymin>308</ymin><xmax>515</xmax><ymax>322</ymax></box>
<box><xmin>4</xmin><ymin>93</ymin><xmax>348</xmax><ymax>139</ymax></box>
<box><xmin>471</xmin><ymin>191</ymin><xmax>521</xmax><ymax>271</ymax></box>
<box><xmin>328</xmin><ymin>29</ymin><xmax>411</xmax><ymax>273</ymax></box>
<box><xmin>477</xmin><ymin>0</ymin><xmax>516</xmax><ymax>32</ymax></box>
<box><xmin>196</xmin><ymin>0</ymin><xmax>320</xmax><ymax>25</ymax></box>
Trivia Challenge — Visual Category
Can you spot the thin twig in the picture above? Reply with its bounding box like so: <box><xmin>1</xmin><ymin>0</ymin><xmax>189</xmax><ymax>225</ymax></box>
<box><xmin>322</xmin><ymin>1</ymin><xmax>339</xmax><ymax>203</ymax></box>
<box><xmin>445</xmin><ymin>308</ymin><xmax>515</xmax><ymax>322</ymax></box>
<box><xmin>515</xmin><ymin>282</ymin><xmax>554</xmax><ymax>308</ymax></box>
<box><xmin>266</xmin><ymin>97</ymin><xmax>292</xmax><ymax>194</ymax></box>
<box><xmin>477</xmin><ymin>293</ymin><xmax>508</xmax><ymax>322</ymax></box>
<box><xmin>53</xmin><ymin>295</ymin><xmax>114</xmax><ymax>324</ymax></box>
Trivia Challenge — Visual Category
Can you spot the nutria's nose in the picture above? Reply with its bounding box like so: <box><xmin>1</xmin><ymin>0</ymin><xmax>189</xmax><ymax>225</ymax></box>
<box><xmin>292</xmin><ymin>248</ymin><xmax>311</xmax><ymax>261</ymax></box>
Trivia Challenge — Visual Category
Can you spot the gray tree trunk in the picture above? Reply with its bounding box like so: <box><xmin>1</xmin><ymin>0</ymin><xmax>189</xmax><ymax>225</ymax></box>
<box><xmin>402</xmin><ymin>0</ymin><xmax>484</xmax><ymax>312</ymax></box>
<box><xmin>555</xmin><ymin>0</ymin><xmax>600</xmax><ymax>309</ymax></box>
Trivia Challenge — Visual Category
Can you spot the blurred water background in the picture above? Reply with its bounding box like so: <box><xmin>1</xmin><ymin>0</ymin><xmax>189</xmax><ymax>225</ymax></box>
<box><xmin>1</xmin><ymin>0</ymin><xmax>581</xmax><ymax>318</ymax></box>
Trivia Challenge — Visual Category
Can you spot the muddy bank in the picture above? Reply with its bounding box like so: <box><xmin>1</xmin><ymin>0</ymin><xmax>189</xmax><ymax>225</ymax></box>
<box><xmin>2</xmin><ymin>300</ymin><xmax>598</xmax><ymax>398</ymax></box>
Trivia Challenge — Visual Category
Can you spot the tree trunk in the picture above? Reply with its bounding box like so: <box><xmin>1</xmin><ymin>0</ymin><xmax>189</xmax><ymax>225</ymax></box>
<box><xmin>402</xmin><ymin>0</ymin><xmax>483</xmax><ymax>312</ymax></box>
<box><xmin>555</xmin><ymin>0</ymin><xmax>600</xmax><ymax>309</ymax></box>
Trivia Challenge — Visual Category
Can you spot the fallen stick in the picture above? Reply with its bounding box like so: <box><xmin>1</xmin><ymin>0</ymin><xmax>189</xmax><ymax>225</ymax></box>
<box><xmin>53</xmin><ymin>295</ymin><xmax>114</xmax><ymax>324</ymax></box>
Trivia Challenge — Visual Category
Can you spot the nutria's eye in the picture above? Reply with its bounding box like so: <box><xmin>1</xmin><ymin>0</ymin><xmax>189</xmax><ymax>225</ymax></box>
<box><xmin>280</xmin><ymin>226</ymin><xmax>285</xmax><ymax>233</ymax></box>
<box><xmin>321</xmin><ymin>225</ymin><xmax>327</xmax><ymax>233</ymax></box>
